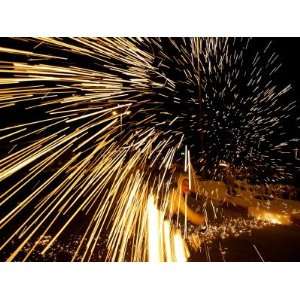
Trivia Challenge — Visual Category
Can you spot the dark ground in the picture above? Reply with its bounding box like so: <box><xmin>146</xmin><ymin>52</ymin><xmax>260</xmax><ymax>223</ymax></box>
<box><xmin>190</xmin><ymin>224</ymin><xmax>300</xmax><ymax>262</ymax></box>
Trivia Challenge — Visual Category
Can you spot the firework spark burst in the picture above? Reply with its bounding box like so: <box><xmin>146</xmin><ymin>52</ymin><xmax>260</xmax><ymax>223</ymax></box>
<box><xmin>0</xmin><ymin>38</ymin><xmax>297</xmax><ymax>261</ymax></box>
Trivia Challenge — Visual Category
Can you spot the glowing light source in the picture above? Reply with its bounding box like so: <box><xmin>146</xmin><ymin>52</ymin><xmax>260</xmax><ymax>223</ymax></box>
<box><xmin>147</xmin><ymin>194</ymin><xmax>189</xmax><ymax>262</ymax></box>
<box><xmin>248</xmin><ymin>207</ymin><xmax>291</xmax><ymax>225</ymax></box>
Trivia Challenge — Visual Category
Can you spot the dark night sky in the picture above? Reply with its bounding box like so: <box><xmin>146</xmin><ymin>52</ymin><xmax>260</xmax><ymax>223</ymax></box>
<box><xmin>270</xmin><ymin>38</ymin><xmax>300</xmax><ymax>185</ymax></box>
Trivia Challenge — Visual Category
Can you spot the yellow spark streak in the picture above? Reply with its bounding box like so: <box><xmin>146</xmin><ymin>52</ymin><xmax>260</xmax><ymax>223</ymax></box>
<box><xmin>173</xmin><ymin>230</ymin><xmax>189</xmax><ymax>262</ymax></box>
<box><xmin>147</xmin><ymin>194</ymin><xmax>189</xmax><ymax>262</ymax></box>
<box><xmin>188</xmin><ymin>149</ymin><xmax>191</xmax><ymax>190</ymax></box>
<box><xmin>147</xmin><ymin>194</ymin><xmax>162</xmax><ymax>262</ymax></box>
<box><xmin>0</xmin><ymin>46</ymin><xmax>65</xmax><ymax>60</ymax></box>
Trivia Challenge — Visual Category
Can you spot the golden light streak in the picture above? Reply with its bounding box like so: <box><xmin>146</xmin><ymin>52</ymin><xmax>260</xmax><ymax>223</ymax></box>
<box><xmin>147</xmin><ymin>194</ymin><xmax>189</xmax><ymax>262</ymax></box>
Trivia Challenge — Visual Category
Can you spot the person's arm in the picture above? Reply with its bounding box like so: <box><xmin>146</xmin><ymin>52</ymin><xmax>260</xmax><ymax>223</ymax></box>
<box><xmin>181</xmin><ymin>204</ymin><xmax>205</xmax><ymax>225</ymax></box>
<box><xmin>171</xmin><ymin>196</ymin><xmax>205</xmax><ymax>225</ymax></box>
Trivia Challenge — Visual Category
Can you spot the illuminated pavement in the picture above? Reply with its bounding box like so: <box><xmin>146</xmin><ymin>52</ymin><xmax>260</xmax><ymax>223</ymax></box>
<box><xmin>1</xmin><ymin>192</ymin><xmax>300</xmax><ymax>262</ymax></box>
<box><xmin>2</xmin><ymin>219</ymin><xmax>300</xmax><ymax>262</ymax></box>
<box><xmin>189</xmin><ymin>223</ymin><xmax>300</xmax><ymax>262</ymax></box>
<box><xmin>186</xmin><ymin>196</ymin><xmax>300</xmax><ymax>262</ymax></box>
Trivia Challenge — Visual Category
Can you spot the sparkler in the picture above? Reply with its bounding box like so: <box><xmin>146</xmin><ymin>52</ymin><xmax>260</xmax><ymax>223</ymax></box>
<box><xmin>0</xmin><ymin>38</ymin><xmax>296</xmax><ymax>261</ymax></box>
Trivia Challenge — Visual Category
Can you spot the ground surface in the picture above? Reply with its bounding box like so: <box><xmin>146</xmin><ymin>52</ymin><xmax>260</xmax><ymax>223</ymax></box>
<box><xmin>190</xmin><ymin>222</ymin><xmax>300</xmax><ymax>262</ymax></box>
<box><xmin>1</xmin><ymin>181</ymin><xmax>299</xmax><ymax>262</ymax></box>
